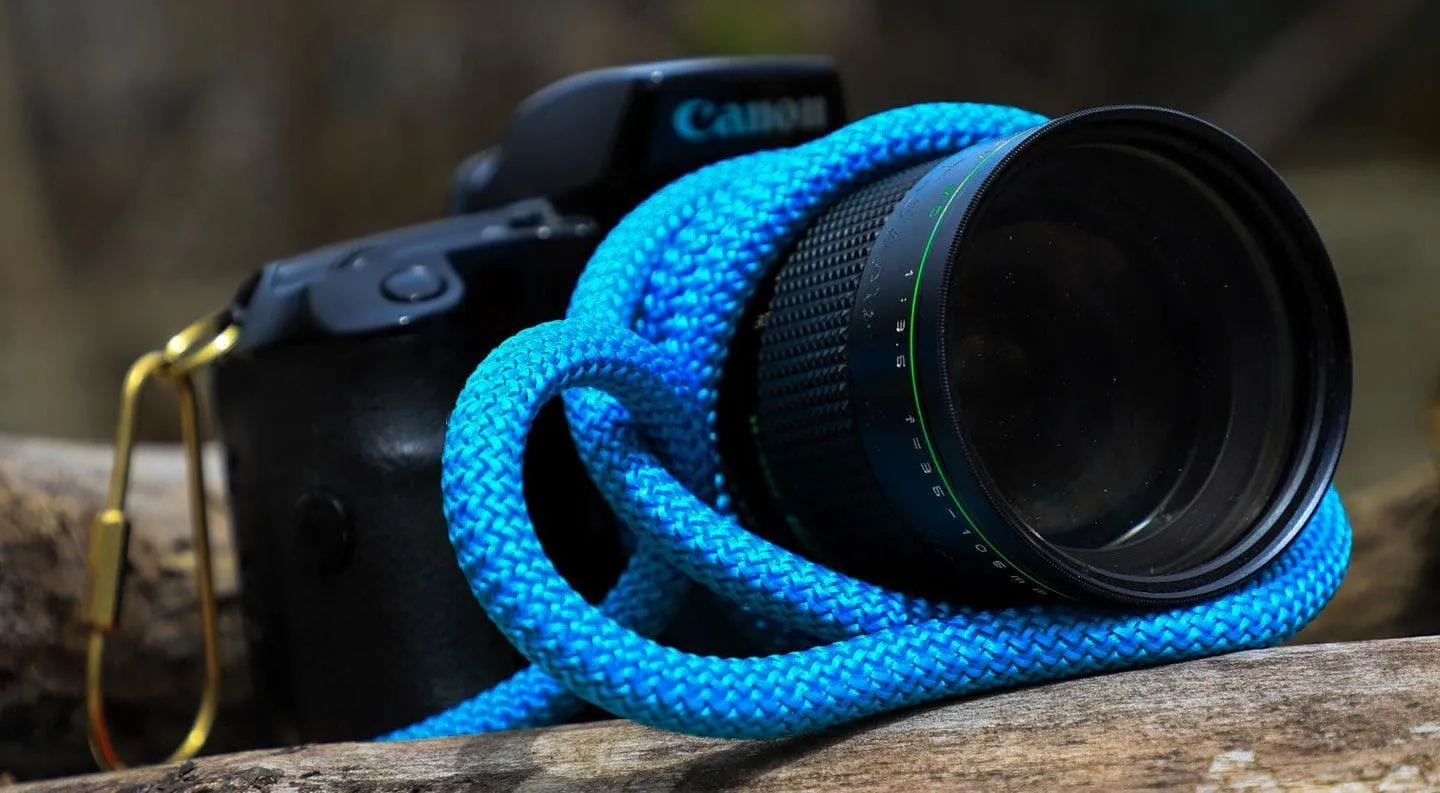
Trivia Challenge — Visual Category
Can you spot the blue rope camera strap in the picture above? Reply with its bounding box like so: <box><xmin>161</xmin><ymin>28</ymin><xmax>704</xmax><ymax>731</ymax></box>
<box><xmin>384</xmin><ymin>103</ymin><xmax>1351</xmax><ymax>742</ymax></box>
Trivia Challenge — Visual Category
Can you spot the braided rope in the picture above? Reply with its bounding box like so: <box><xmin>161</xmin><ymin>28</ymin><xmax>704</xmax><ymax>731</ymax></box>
<box><xmin>384</xmin><ymin>103</ymin><xmax>1351</xmax><ymax>742</ymax></box>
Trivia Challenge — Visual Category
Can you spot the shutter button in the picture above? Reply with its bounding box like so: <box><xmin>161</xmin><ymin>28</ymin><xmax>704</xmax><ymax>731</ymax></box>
<box><xmin>381</xmin><ymin>264</ymin><xmax>447</xmax><ymax>303</ymax></box>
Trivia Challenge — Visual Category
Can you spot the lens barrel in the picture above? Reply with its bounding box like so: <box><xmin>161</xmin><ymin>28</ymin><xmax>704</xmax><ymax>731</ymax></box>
<box><xmin>723</xmin><ymin>106</ymin><xmax>1350</xmax><ymax>606</ymax></box>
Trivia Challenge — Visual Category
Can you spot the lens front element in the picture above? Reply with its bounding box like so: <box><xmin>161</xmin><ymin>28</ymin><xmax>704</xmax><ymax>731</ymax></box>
<box><xmin>949</xmin><ymin>136</ymin><xmax>1301</xmax><ymax>578</ymax></box>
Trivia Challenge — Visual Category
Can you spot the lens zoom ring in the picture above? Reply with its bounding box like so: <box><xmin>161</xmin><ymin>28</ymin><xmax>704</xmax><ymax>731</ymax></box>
<box><xmin>754</xmin><ymin>164</ymin><xmax>929</xmax><ymax>544</ymax></box>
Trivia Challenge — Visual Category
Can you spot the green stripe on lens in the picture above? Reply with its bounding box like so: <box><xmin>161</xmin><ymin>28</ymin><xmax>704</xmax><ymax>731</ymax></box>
<box><xmin>906</xmin><ymin>133</ymin><xmax>1064</xmax><ymax>597</ymax></box>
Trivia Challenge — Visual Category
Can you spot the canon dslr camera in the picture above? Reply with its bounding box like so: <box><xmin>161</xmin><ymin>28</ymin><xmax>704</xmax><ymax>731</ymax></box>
<box><xmin>212</xmin><ymin>56</ymin><xmax>1350</xmax><ymax>746</ymax></box>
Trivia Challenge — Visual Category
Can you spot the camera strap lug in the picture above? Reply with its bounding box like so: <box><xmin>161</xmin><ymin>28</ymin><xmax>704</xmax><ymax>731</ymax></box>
<box><xmin>82</xmin><ymin>310</ymin><xmax>238</xmax><ymax>770</ymax></box>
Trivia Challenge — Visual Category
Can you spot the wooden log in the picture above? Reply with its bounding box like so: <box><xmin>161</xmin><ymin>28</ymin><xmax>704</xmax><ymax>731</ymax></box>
<box><xmin>3</xmin><ymin>433</ymin><xmax>1440</xmax><ymax>781</ymax></box>
<box><xmin>14</xmin><ymin>637</ymin><xmax>1440</xmax><ymax>792</ymax></box>
<box><xmin>0</xmin><ymin>435</ymin><xmax>261</xmax><ymax>781</ymax></box>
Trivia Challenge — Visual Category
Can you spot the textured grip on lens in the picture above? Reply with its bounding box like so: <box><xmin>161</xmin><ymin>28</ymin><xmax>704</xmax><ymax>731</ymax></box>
<box><xmin>753</xmin><ymin>164</ymin><xmax>930</xmax><ymax>564</ymax></box>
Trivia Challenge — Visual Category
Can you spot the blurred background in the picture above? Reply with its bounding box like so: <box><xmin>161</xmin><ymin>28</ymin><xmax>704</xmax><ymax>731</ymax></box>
<box><xmin>0</xmin><ymin>0</ymin><xmax>1437</xmax><ymax>494</ymax></box>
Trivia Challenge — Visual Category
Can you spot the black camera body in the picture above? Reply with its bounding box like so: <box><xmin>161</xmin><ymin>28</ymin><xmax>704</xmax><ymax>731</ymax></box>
<box><xmin>212</xmin><ymin>57</ymin><xmax>846</xmax><ymax>743</ymax></box>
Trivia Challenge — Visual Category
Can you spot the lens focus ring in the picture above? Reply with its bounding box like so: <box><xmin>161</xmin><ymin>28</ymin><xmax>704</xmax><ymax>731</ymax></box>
<box><xmin>751</xmin><ymin>164</ymin><xmax>933</xmax><ymax>579</ymax></box>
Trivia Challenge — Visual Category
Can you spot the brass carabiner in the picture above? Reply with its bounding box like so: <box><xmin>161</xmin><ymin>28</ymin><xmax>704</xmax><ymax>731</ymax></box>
<box><xmin>163</xmin><ymin>310</ymin><xmax>240</xmax><ymax>375</ymax></box>
<box><xmin>82</xmin><ymin>311</ymin><xmax>237</xmax><ymax>770</ymax></box>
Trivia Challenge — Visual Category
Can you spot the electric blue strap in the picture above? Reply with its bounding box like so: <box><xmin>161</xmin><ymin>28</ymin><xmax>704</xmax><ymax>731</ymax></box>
<box><xmin>384</xmin><ymin>103</ymin><xmax>1351</xmax><ymax>742</ymax></box>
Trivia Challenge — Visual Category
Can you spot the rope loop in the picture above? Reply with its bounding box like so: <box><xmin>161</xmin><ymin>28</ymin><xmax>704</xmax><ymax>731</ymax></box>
<box><xmin>384</xmin><ymin>102</ymin><xmax>1352</xmax><ymax>742</ymax></box>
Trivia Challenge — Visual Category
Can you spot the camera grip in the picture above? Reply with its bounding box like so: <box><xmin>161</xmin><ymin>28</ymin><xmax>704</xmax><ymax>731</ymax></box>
<box><xmin>212</xmin><ymin>331</ymin><xmax>622</xmax><ymax>741</ymax></box>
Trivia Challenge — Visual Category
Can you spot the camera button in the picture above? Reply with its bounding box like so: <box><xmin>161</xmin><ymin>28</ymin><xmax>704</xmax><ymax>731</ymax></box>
<box><xmin>381</xmin><ymin>264</ymin><xmax>448</xmax><ymax>303</ymax></box>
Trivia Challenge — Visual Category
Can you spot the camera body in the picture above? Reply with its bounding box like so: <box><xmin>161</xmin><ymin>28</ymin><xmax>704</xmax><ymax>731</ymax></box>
<box><xmin>212</xmin><ymin>57</ymin><xmax>846</xmax><ymax>742</ymax></box>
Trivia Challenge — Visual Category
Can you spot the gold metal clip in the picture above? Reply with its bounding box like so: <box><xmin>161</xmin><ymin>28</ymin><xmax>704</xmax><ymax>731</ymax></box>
<box><xmin>82</xmin><ymin>310</ymin><xmax>238</xmax><ymax>770</ymax></box>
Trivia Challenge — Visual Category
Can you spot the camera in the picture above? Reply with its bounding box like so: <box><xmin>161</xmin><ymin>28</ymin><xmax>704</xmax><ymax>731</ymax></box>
<box><xmin>211</xmin><ymin>57</ymin><xmax>847</xmax><ymax>743</ymax></box>
<box><xmin>211</xmin><ymin>59</ymin><xmax>1350</xmax><ymax>744</ymax></box>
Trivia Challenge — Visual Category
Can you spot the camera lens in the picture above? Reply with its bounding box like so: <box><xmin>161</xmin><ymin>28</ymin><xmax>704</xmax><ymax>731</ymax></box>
<box><xmin>723</xmin><ymin>106</ymin><xmax>1350</xmax><ymax>605</ymax></box>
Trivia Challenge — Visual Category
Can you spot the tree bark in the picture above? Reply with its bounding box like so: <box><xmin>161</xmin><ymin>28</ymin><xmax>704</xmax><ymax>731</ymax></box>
<box><xmin>3</xmin><ymin>433</ymin><xmax>1439</xmax><ymax>782</ymax></box>
<box><xmin>13</xmin><ymin>637</ymin><xmax>1440</xmax><ymax>792</ymax></box>
<box><xmin>0</xmin><ymin>435</ymin><xmax>259</xmax><ymax>781</ymax></box>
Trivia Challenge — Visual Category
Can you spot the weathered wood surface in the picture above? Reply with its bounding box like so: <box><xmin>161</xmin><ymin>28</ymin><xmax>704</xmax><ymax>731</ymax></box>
<box><xmin>13</xmin><ymin>637</ymin><xmax>1440</xmax><ymax>792</ymax></box>
<box><xmin>0</xmin><ymin>435</ymin><xmax>261</xmax><ymax>781</ymax></box>
<box><xmin>4</xmin><ymin>433</ymin><xmax>1440</xmax><ymax>782</ymax></box>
